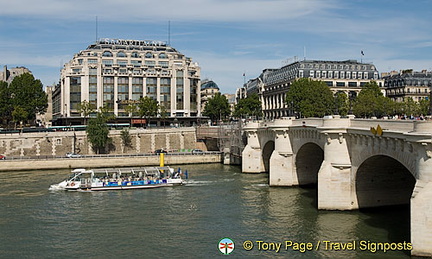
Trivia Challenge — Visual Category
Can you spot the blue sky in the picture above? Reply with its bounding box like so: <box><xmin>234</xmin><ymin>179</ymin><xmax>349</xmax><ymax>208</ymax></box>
<box><xmin>0</xmin><ymin>0</ymin><xmax>431</xmax><ymax>93</ymax></box>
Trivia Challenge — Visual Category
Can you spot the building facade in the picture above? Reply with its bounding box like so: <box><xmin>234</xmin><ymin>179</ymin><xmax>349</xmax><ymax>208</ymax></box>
<box><xmin>55</xmin><ymin>38</ymin><xmax>200</xmax><ymax>124</ymax></box>
<box><xmin>244</xmin><ymin>60</ymin><xmax>383</xmax><ymax>119</ymax></box>
<box><xmin>384</xmin><ymin>70</ymin><xmax>431</xmax><ymax>102</ymax></box>
<box><xmin>0</xmin><ymin>65</ymin><xmax>31</xmax><ymax>84</ymax></box>
<box><xmin>200</xmin><ymin>80</ymin><xmax>220</xmax><ymax>113</ymax></box>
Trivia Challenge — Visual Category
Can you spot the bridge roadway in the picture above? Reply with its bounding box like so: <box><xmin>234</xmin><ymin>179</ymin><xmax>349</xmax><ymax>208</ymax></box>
<box><xmin>242</xmin><ymin>116</ymin><xmax>432</xmax><ymax>257</ymax></box>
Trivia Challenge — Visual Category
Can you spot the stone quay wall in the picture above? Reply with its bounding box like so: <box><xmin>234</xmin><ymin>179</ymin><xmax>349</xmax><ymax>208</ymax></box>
<box><xmin>0</xmin><ymin>154</ymin><xmax>223</xmax><ymax>171</ymax></box>
<box><xmin>0</xmin><ymin>127</ymin><xmax>200</xmax><ymax>158</ymax></box>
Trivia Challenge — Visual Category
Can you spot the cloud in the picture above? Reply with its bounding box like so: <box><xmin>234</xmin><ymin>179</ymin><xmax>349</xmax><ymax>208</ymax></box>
<box><xmin>1</xmin><ymin>0</ymin><xmax>337</xmax><ymax>22</ymax></box>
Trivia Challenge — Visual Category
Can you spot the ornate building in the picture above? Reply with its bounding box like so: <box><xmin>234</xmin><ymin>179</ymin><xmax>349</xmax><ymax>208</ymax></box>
<box><xmin>54</xmin><ymin>38</ymin><xmax>201</xmax><ymax>124</ymax></box>
<box><xmin>384</xmin><ymin>70</ymin><xmax>431</xmax><ymax>102</ymax></box>
<box><xmin>200</xmin><ymin>80</ymin><xmax>220</xmax><ymax>112</ymax></box>
<box><xmin>243</xmin><ymin>59</ymin><xmax>383</xmax><ymax>119</ymax></box>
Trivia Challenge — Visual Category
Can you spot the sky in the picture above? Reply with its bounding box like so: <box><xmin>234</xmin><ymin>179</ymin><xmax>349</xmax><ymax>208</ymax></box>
<box><xmin>0</xmin><ymin>0</ymin><xmax>431</xmax><ymax>94</ymax></box>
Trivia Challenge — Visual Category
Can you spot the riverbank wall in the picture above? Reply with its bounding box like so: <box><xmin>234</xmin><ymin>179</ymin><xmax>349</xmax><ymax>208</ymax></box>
<box><xmin>0</xmin><ymin>127</ymin><xmax>202</xmax><ymax>158</ymax></box>
<box><xmin>0</xmin><ymin>153</ymin><xmax>223</xmax><ymax>171</ymax></box>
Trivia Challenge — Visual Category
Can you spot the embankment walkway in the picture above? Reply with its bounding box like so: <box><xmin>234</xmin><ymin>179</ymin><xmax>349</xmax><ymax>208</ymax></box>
<box><xmin>0</xmin><ymin>153</ymin><xmax>223</xmax><ymax>171</ymax></box>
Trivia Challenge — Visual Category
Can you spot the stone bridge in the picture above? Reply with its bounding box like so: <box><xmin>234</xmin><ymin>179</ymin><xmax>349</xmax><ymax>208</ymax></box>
<box><xmin>242</xmin><ymin>116</ymin><xmax>432</xmax><ymax>257</ymax></box>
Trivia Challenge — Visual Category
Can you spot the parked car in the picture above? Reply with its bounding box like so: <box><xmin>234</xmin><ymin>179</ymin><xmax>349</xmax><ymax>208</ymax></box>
<box><xmin>154</xmin><ymin>149</ymin><xmax>167</xmax><ymax>154</ymax></box>
<box><xmin>66</xmin><ymin>152</ymin><xmax>82</xmax><ymax>158</ymax></box>
<box><xmin>191</xmin><ymin>149</ymin><xmax>204</xmax><ymax>154</ymax></box>
<box><xmin>0</xmin><ymin>154</ymin><xmax>6</xmax><ymax>160</ymax></box>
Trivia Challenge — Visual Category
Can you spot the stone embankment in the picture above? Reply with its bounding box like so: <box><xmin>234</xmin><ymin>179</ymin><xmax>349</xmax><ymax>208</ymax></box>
<box><xmin>0</xmin><ymin>153</ymin><xmax>222</xmax><ymax>171</ymax></box>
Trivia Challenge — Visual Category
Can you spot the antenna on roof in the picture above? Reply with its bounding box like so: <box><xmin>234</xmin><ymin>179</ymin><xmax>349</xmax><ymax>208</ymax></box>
<box><xmin>303</xmin><ymin>46</ymin><xmax>306</xmax><ymax>61</ymax></box>
<box><xmin>168</xmin><ymin>20</ymin><xmax>171</xmax><ymax>46</ymax></box>
<box><xmin>95</xmin><ymin>16</ymin><xmax>98</xmax><ymax>43</ymax></box>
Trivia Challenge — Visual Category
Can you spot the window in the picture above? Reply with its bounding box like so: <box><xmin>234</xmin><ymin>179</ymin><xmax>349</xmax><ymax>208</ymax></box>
<box><xmin>89</xmin><ymin>68</ymin><xmax>97</xmax><ymax>75</ymax></box>
<box><xmin>159</xmin><ymin>53</ymin><xmax>168</xmax><ymax>59</ymax></box>
<box><xmin>102</xmin><ymin>51</ymin><xmax>113</xmax><ymax>57</ymax></box>
<box><xmin>88</xmin><ymin>59</ymin><xmax>98</xmax><ymax>64</ymax></box>
<box><xmin>102</xmin><ymin>59</ymin><xmax>113</xmax><ymax>64</ymax></box>
<box><xmin>145</xmin><ymin>60</ymin><xmax>155</xmax><ymax>67</ymax></box>
<box><xmin>117</xmin><ymin>51</ymin><xmax>126</xmax><ymax>57</ymax></box>
<box><xmin>159</xmin><ymin>61</ymin><xmax>169</xmax><ymax>68</ymax></box>
<box><xmin>145</xmin><ymin>52</ymin><xmax>153</xmax><ymax>58</ymax></box>
<box><xmin>131</xmin><ymin>52</ymin><xmax>139</xmax><ymax>58</ymax></box>
<box><xmin>70</xmin><ymin>77</ymin><xmax>81</xmax><ymax>110</ymax></box>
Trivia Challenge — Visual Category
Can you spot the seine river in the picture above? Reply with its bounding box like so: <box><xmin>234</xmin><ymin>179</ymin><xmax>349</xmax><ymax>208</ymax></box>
<box><xmin>0</xmin><ymin>164</ymin><xmax>413</xmax><ymax>258</ymax></box>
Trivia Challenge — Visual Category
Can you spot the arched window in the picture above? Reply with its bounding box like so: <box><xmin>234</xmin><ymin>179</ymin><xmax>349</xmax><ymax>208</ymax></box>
<box><xmin>145</xmin><ymin>52</ymin><xmax>153</xmax><ymax>58</ymax></box>
<box><xmin>117</xmin><ymin>51</ymin><xmax>127</xmax><ymax>57</ymax></box>
<box><xmin>159</xmin><ymin>53</ymin><xmax>168</xmax><ymax>59</ymax></box>
<box><xmin>131</xmin><ymin>52</ymin><xmax>140</xmax><ymax>58</ymax></box>
<box><xmin>102</xmin><ymin>51</ymin><xmax>113</xmax><ymax>57</ymax></box>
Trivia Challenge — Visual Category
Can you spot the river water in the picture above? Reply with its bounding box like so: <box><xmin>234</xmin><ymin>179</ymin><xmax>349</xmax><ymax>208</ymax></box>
<box><xmin>0</xmin><ymin>164</ymin><xmax>413</xmax><ymax>258</ymax></box>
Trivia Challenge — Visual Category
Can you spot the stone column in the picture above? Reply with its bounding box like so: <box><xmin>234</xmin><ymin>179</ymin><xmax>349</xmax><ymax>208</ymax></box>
<box><xmin>318</xmin><ymin>131</ymin><xmax>356</xmax><ymax>210</ymax></box>
<box><xmin>242</xmin><ymin>123</ymin><xmax>263</xmax><ymax>173</ymax></box>
<box><xmin>411</xmin><ymin>180</ymin><xmax>432</xmax><ymax>257</ymax></box>
<box><xmin>411</xmin><ymin>147</ymin><xmax>432</xmax><ymax>257</ymax></box>
<box><xmin>269</xmin><ymin>129</ymin><xmax>295</xmax><ymax>186</ymax></box>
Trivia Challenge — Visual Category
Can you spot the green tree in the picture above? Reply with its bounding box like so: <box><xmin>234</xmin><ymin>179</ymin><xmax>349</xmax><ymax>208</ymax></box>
<box><xmin>202</xmin><ymin>92</ymin><xmax>231</xmax><ymax>123</ymax></box>
<box><xmin>334</xmin><ymin>92</ymin><xmax>349</xmax><ymax>116</ymax></box>
<box><xmin>9</xmin><ymin>73</ymin><xmax>47</xmax><ymax>123</ymax></box>
<box><xmin>98</xmin><ymin>104</ymin><xmax>116</xmax><ymax>122</ymax></box>
<box><xmin>86</xmin><ymin>113</ymin><xmax>111</xmax><ymax>154</ymax></box>
<box><xmin>12</xmin><ymin>106</ymin><xmax>28</xmax><ymax>129</ymax></box>
<box><xmin>124</xmin><ymin>103</ymin><xmax>138</xmax><ymax>126</ymax></box>
<box><xmin>285</xmin><ymin>78</ymin><xmax>334</xmax><ymax>118</ymax></box>
<box><xmin>0</xmin><ymin>81</ymin><xmax>12</xmax><ymax>126</ymax></box>
<box><xmin>120</xmin><ymin>128</ymin><xmax>132</xmax><ymax>151</ymax></box>
<box><xmin>233</xmin><ymin>93</ymin><xmax>262</xmax><ymax>119</ymax></box>
<box><xmin>418</xmin><ymin>98</ymin><xmax>430</xmax><ymax>116</ymax></box>
<box><xmin>77</xmin><ymin>100</ymin><xmax>95</xmax><ymax>125</ymax></box>
<box><xmin>352</xmin><ymin>81</ymin><xmax>389</xmax><ymax>118</ymax></box>
<box><xmin>159</xmin><ymin>105</ymin><xmax>168</xmax><ymax>128</ymax></box>
<box><xmin>137</xmin><ymin>96</ymin><xmax>159</xmax><ymax>127</ymax></box>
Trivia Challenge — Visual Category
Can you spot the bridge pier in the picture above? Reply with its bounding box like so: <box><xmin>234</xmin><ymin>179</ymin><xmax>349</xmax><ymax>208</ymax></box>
<box><xmin>269</xmin><ymin>128</ymin><xmax>296</xmax><ymax>186</ymax></box>
<box><xmin>242</xmin><ymin>123</ymin><xmax>265</xmax><ymax>173</ymax></box>
<box><xmin>318</xmin><ymin>132</ymin><xmax>356</xmax><ymax>210</ymax></box>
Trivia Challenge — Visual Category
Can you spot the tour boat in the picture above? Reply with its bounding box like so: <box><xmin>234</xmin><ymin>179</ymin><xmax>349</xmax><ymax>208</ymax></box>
<box><xmin>50</xmin><ymin>166</ymin><xmax>187</xmax><ymax>191</ymax></box>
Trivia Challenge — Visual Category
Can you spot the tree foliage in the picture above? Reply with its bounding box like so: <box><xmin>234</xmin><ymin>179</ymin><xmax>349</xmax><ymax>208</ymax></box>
<box><xmin>0</xmin><ymin>81</ymin><xmax>11</xmax><ymax>125</ymax></box>
<box><xmin>12</xmin><ymin>106</ymin><xmax>28</xmax><ymax>128</ymax></box>
<box><xmin>233</xmin><ymin>93</ymin><xmax>262</xmax><ymax>119</ymax></box>
<box><xmin>202</xmin><ymin>92</ymin><xmax>231</xmax><ymax>122</ymax></box>
<box><xmin>77</xmin><ymin>100</ymin><xmax>95</xmax><ymax>124</ymax></box>
<box><xmin>352</xmin><ymin>81</ymin><xmax>389</xmax><ymax>118</ymax></box>
<box><xmin>137</xmin><ymin>96</ymin><xmax>159</xmax><ymax>125</ymax></box>
<box><xmin>285</xmin><ymin>78</ymin><xmax>334</xmax><ymax>117</ymax></box>
<box><xmin>120</xmin><ymin>128</ymin><xmax>132</xmax><ymax>149</ymax></box>
<box><xmin>334</xmin><ymin>92</ymin><xmax>349</xmax><ymax>116</ymax></box>
<box><xmin>0</xmin><ymin>73</ymin><xmax>47</xmax><ymax>126</ymax></box>
<box><xmin>86</xmin><ymin>113</ymin><xmax>111</xmax><ymax>154</ymax></box>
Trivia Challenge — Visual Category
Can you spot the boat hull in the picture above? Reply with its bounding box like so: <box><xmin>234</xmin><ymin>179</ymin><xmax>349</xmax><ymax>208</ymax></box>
<box><xmin>65</xmin><ymin>179</ymin><xmax>184</xmax><ymax>191</ymax></box>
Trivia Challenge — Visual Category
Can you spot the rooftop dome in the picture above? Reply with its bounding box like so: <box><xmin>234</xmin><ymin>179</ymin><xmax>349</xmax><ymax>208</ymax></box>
<box><xmin>201</xmin><ymin>80</ymin><xmax>219</xmax><ymax>90</ymax></box>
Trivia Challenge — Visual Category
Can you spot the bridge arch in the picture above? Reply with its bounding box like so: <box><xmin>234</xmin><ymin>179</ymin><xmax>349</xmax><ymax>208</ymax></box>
<box><xmin>262</xmin><ymin>141</ymin><xmax>275</xmax><ymax>173</ymax></box>
<box><xmin>295</xmin><ymin>142</ymin><xmax>324</xmax><ymax>185</ymax></box>
<box><xmin>355</xmin><ymin>155</ymin><xmax>416</xmax><ymax>208</ymax></box>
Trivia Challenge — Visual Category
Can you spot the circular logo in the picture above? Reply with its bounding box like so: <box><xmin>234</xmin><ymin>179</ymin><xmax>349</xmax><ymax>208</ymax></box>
<box><xmin>219</xmin><ymin>237</ymin><xmax>235</xmax><ymax>255</ymax></box>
